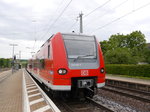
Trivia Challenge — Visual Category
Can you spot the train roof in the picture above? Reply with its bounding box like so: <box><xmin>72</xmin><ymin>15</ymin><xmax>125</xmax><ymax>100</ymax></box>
<box><xmin>37</xmin><ymin>32</ymin><xmax>96</xmax><ymax>56</ymax></box>
<box><xmin>62</xmin><ymin>33</ymin><xmax>95</xmax><ymax>37</ymax></box>
<box><xmin>40</xmin><ymin>32</ymin><xmax>95</xmax><ymax>48</ymax></box>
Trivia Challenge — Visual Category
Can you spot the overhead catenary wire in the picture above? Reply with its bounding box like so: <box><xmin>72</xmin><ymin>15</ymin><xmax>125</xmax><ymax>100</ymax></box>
<box><xmin>66</xmin><ymin>20</ymin><xmax>78</xmax><ymax>32</ymax></box>
<box><xmin>67</xmin><ymin>0</ymin><xmax>111</xmax><ymax>32</ymax></box>
<box><xmin>84</xmin><ymin>0</ymin><xmax>111</xmax><ymax>18</ymax></box>
<box><xmin>31</xmin><ymin>0</ymin><xmax>72</xmax><ymax>54</ymax></box>
<box><xmin>92</xmin><ymin>2</ymin><xmax>150</xmax><ymax>33</ymax></box>
<box><xmin>38</xmin><ymin>0</ymin><xmax>73</xmax><ymax>42</ymax></box>
<box><xmin>84</xmin><ymin>0</ymin><xmax>129</xmax><ymax>28</ymax></box>
<box><xmin>31</xmin><ymin>0</ymin><xmax>66</xmax><ymax>52</ymax></box>
<box><xmin>34</xmin><ymin>0</ymin><xmax>66</xmax><ymax>33</ymax></box>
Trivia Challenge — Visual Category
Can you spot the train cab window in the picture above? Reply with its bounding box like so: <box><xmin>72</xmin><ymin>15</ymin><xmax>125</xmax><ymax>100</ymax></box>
<box><xmin>48</xmin><ymin>45</ymin><xmax>50</xmax><ymax>58</ymax></box>
<box><xmin>63</xmin><ymin>35</ymin><xmax>97</xmax><ymax>59</ymax></box>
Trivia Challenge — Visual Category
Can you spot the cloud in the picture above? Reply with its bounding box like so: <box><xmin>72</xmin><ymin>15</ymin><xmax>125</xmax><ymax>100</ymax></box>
<box><xmin>0</xmin><ymin>0</ymin><xmax>150</xmax><ymax>59</ymax></box>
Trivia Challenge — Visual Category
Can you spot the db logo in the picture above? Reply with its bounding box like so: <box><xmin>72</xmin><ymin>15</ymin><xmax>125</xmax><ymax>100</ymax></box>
<box><xmin>81</xmin><ymin>70</ymin><xmax>89</xmax><ymax>76</ymax></box>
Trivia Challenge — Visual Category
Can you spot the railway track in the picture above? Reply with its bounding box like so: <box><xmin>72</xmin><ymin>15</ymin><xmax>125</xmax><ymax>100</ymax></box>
<box><xmin>86</xmin><ymin>97</ymin><xmax>115</xmax><ymax>112</ymax></box>
<box><xmin>107</xmin><ymin>84</ymin><xmax>150</xmax><ymax>96</ymax></box>
<box><xmin>57</xmin><ymin>95</ymin><xmax>137</xmax><ymax>112</ymax></box>
<box><xmin>56</xmin><ymin>97</ymin><xmax>115</xmax><ymax>112</ymax></box>
<box><xmin>102</xmin><ymin>85</ymin><xmax>150</xmax><ymax>103</ymax></box>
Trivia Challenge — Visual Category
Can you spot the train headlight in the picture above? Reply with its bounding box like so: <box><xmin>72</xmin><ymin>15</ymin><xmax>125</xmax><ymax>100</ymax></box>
<box><xmin>58</xmin><ymin>68</ymin><xmax>67</xmax><ymax>75</ymax></box>
<box><xmin>100</xmin><ymin>68</ymin><xmax>105</xmax><ymax>73</ymax></box>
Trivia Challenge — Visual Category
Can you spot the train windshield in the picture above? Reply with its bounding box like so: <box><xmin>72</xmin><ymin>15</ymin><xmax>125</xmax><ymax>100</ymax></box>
<box><xmin>63</xmin><ymin>34</ymin><xmax>97</xmax><ymax>59</ymax></box>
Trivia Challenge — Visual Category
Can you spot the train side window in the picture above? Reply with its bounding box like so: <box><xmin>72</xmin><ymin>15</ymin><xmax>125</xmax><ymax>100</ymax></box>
<box><xmin>48</xmin><ymin>45</ymin><xmax>50</xmax><ymax>58</ymax></box>
<box><xmin>40</xmin><ymin>59</ymin><xmax>45</xmax><ymax>69</ymax></box>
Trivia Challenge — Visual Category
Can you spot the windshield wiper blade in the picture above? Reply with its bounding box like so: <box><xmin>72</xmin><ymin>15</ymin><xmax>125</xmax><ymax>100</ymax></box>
<box><xmin>74</xmin><ymin>55</ymin><xmax>95</xmax><ymax>62</ymax></box>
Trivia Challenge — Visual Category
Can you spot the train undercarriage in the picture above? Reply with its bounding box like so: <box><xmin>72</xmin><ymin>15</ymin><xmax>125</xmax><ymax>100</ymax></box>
<box><xmin>44</xmin><ymin>77</ymin><xmax>98</xmax><ymax>99</ymax></box>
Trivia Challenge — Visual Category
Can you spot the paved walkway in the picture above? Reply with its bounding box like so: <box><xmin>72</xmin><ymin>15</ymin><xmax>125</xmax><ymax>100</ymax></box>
<box><xmin>106</xmin><ymin>74</ymin><xmax>150</xmax><ymax>85</ymax></box>
<box><xmin>0</xmin><ymin>70</ymin><xmax>22</xmax><ymax>112</ymax></box>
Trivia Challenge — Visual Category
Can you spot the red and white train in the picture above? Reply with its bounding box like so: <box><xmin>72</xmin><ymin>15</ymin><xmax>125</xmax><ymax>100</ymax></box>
<box><xmin>27</xmin><ymin>32</ymin><xmax>105</xmax><ymax>98</ymax></box>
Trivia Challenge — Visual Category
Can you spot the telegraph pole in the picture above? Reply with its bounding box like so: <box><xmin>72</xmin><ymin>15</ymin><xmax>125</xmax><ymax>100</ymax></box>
<box><xmin>79</xmin><ymin>12</ymin><xmax>83</xmax><ymax>33</ymax></box>
<box><xmin>10</xmin><ymin>44</ymin><xmax>18</xmax><ymax>74</ymax></box>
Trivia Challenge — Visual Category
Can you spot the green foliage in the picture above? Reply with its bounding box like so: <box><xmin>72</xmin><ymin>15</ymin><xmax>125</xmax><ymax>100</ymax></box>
<box><xmin>128</xmin><ymin>31</ymin><xmax>146</xmax><ymax>50</ymax></box>
<box><xmin>106</xmin><ymin>64</ymin><xmax>150</xmax><ymax>77</ymax></box>
<box><xmin>144</xmin><ymin>48</ymin><xmax>150</xmax><ymax>64</ymax></box>
<box><xmin>105</xmin><ymin>48</ymin><xmax>138</xmax><ymax>64</ymax></box>
<box><xmin>100</xmin><ymin>40</ymin><xmax>110</xmax><ymax>54</ymax></box>
<box><xmin>20</xmin><ymin>59</ymin><xmax>28</xmax><ymax>68</ymax></box>
<box><xmin>0</xmin><ymin>58</ymin><xmax>11</xmax><ymax>68</ymax></box>
<box><xmin>100</xmin><ymin>31</ymin><xmax>148</xmax><ymax>64</ymax></box>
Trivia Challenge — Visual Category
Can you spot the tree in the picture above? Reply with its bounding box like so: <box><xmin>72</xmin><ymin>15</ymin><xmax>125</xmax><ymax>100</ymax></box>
<box><xmin>126</xmin><ymin>31</ymin><xmax>146</xmax><ymax>50</ymax></box>
<box><xmin>144</xmin><ymin>48</ymin><xmax>150</xmax><ymax>64</ymax></box>
<box><xmin>0</xmin><ymin>58</ymin><xmax>11</xmax><ymax>68</ymax></box>
<box><xmin>100</xmin><ymin>31</ymin><xmax>147</xmax><ymax>64</ymax></box>
<box><xmin>0</xmin><ymin>58</ymin><xmax>4</xmax><ymax>68</ymax></box>
<box><xmin>108</xmin><ymin>33</ymin><xmax>126</xmax><ymax>49</ymax></box>
<box><xmin>104</xmin><ymin>48</ymin><xmax>137</xmax><ymax>64</ymax></box>
<box><xmin>100</xmin><ymin>40</ymin><xmax>109</xmax><ymax>55</ymax></box>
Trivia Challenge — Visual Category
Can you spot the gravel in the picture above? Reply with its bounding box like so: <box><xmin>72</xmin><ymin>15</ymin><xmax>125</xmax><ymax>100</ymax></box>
<box><xmin>97</xmin><ymin>89</ymin><xmax>150</xmax><ymax>112</ymax></box>
<box><xmin>94</xmin><ymin>95</ymin><xmax>137</xmax><ymax>112</ymax></box>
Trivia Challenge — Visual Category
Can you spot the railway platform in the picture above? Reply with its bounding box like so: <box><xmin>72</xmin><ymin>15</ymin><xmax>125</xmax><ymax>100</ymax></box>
<box><xmin>106</xmin><ymin>74</ymin><xmax>150</xmax><ymax>85</ymax></box>
<box><xmin>106</xmin><ymin>74</ymin><xmax>150</xmax><ymax>92</ymax></box>
<box><xmin>0</xmin><ymin>69</ymin><xmax>60</xmax><ymax>112</ymax></box>
<box><xmin>0</xmin><ymin>69</ymin><xmax>22</xmax><ymax>112</ymax></box>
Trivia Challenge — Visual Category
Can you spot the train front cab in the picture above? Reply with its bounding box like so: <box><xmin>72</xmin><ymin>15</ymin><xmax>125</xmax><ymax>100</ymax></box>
<box><xmin>52</xmin><ymin>33</ymin><xmax>105</xmax><ymax>97</ymax></box>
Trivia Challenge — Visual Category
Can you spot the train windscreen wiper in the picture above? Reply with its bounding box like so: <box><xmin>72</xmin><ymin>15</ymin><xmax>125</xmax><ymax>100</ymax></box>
<box><xmin>74</xmin><ymin>55</ymin><xmax>96</xmax><ymax>62</ymax></box>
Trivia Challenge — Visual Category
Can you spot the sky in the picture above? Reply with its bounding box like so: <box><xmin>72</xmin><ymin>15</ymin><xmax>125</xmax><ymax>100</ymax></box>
<box><xmin>0</xmin><ymin>0</ymin><xmax>150</xmax><ymax>59</ymax></box>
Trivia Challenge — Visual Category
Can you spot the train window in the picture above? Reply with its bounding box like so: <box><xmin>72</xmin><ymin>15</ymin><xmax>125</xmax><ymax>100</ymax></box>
<box><xmin>63</xmin><ymin>35</ymin><xmax>97</xmax><ymax>59</ymax></box>
<box><xmin>40</xmin><ymin>59</ymin><xmax>45</xmax><ymax>69</ymax></box>
<box><xmin>48</xmin><ymin>45</ymin><xmax>50</xmax><ymax>58</ymax></box>
<box><xmin>33</xmin><ymin>59</ymin><xmax>39</xmax><ymax>68</ymax></box>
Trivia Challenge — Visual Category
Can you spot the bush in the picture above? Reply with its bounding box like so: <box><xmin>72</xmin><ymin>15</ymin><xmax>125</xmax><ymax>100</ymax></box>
<box><xmin>106</xmin><ymin>64</ymin><xmax>150</xmax><ymax>77</ymax></box>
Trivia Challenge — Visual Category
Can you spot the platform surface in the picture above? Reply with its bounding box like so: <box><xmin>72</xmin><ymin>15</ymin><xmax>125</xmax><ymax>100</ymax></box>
<box><xmin>106</xmin><ymin>74</ymin><xmax>150</xmax><ymax>85</ymax></box>
<box><xmin>0</xmin><ymin>69</ymin><xmax>60</xmax><ymax>112</ymax></box>
<box><xmin>0</xmin><ymin>70</ymin><xmax>22</xmax><ymax>112</ymax></box>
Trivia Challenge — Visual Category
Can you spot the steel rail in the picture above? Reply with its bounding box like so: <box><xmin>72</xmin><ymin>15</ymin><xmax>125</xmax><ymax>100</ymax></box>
<box><xmin>102</xmin><ymin>86</ymin><xmax>150</xmax><ymax>103</ymax></box>
<box><xmin>106</xmin><ymin>84</ymin><xmax>150</xmax><ymax>96</ymax></box>
<box><xmin>86</xmin><ymin>97</ymin><xmax>115</xmax><ymax>112</ymax></box>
